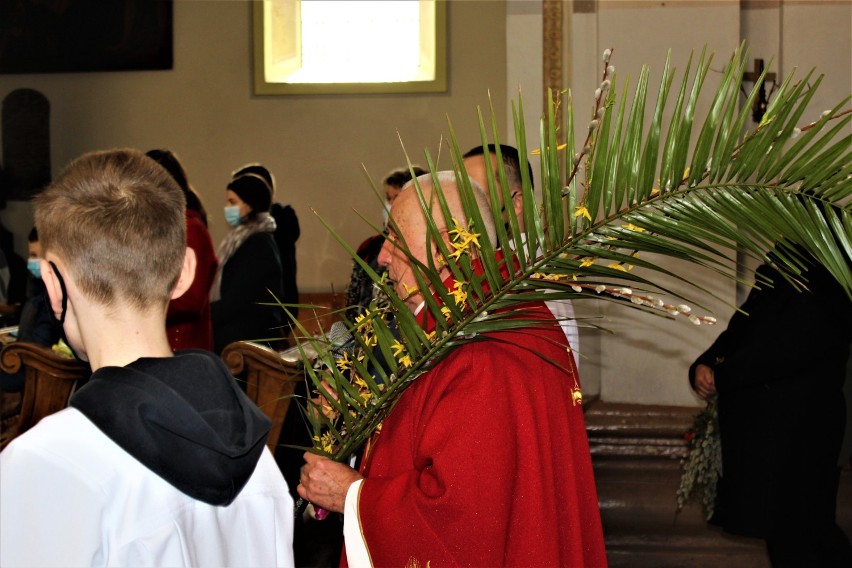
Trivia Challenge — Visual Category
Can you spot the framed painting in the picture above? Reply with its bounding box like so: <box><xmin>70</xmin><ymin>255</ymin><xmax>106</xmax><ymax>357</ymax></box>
<box><xmin>0</xmin><ymin>0</ymin><xmax>173</xmax><ymax>74</ymax></box>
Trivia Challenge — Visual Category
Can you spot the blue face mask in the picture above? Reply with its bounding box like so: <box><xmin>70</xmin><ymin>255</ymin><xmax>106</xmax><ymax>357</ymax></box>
<box><xmin>224</xmin><ymin>205</ymin><xmax>242</xmax><ymax>227</ymax></box>
<box><xmin>27</xmin><ymin>258</ymin><xmax>41</xmax><ymax>279</ymax></box>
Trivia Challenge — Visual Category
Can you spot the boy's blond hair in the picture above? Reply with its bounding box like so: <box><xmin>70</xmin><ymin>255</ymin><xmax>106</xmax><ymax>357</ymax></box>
<box><xmin>34</xmin><ymin>149</ymin><xmax>186</xmax><ymax>311</ymax></box>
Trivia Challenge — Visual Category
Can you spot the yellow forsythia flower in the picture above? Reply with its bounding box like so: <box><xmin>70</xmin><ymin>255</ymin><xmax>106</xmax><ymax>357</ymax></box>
<box><xmin>391</xmin><ymin>339</ymin><xmax>406</xmax><ymax>357</ymax></box>
<box><xmin>354</xmin><ymin>312</ymin><xmax>371</xmax><ymax>333</ymax></box>
<box><xmin>363</xmin><ymin>333</ymin><xmax>378</xmax><ymax>348</ymax></box>
<box><xmin>354</xmin><ymin>375</ymin><xmax>372</xmax><ymax>403</ymax></box>
<box><xmin>313</xmin><ymin>432</ymin><xmax>335</xmax><ymax>454</ymax></box>
<box><xmin>447</xmin><ymin>217</ymin><xmax>481</xmax><ymax>260</ymax></box>
<box><xmin>403</xmin><ymin>282</ymin><xmax>419</xmax><ymax>298</ymax></box>
<box><xmin>336</xmin><ymin>351</ymin><xmax>353</xmax><ymax>372</ymax></box>
<box><xmin>450</xmin><ymin>280</ymin><xmax>468</xmax><ymax>306</ymax></box>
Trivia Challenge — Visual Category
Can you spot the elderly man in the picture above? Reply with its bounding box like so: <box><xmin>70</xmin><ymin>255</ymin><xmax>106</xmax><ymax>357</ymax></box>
<box><xmin>298</xmin><ymin>172</ymin><xmax>605</xmax><ymax>567</ymax></box>
<box><xmin>463</xmin><ymin>144</ymin><xmax>582</xmax><ymax>372</ymax></box>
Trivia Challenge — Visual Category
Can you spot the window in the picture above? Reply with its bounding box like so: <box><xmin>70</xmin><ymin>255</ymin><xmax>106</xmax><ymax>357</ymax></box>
<box><xmin>253</xmin><ymin>0</ymin><xmax>447</xmax><ymax>95</ymax></box>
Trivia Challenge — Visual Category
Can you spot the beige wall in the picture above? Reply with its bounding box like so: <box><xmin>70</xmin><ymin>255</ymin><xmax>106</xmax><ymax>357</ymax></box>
<box><xmin>565</xmin><ymin>0</ymin><xmax>851</xmax><ymax>406</ymax></box>
<box><xmin>0</xmin><ymin>0</ymin><xmax>508</xmax><ymax>292</ymax></box>
<box><xmin>2</xmin><ymin>0</ymin><xmax>848</xmax><ymax>408</ymax></box>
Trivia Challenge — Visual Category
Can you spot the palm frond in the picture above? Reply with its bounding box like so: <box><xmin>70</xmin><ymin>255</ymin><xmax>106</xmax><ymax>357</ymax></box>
<box><xmin>290</xmin><ymin>45</ymin><xmax>851</xmax><ymax>471</ymax></box>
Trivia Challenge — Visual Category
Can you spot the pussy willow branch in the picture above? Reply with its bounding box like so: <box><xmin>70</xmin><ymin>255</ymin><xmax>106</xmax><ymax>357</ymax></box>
<box><xmin>561</xmin><ymin>47</ymin><xmax>616</xmax><ymax>198</ymax></box>
<box><xmin>800</xmin><ymin>107</ymin><xmax>852</xmax><ymax>132</ymax></box>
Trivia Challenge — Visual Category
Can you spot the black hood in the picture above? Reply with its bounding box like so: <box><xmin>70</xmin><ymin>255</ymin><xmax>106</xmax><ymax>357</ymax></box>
<box><xmin>70</xmin><ymin>350</ymin><xmax>270</xmax><ymax>506</ymax></box>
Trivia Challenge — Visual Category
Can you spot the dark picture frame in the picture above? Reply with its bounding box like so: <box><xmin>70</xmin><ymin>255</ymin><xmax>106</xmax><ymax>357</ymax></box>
<box><xmin>0</xmin><ymin>0</ymin><xmax>173</xmax><ymax>74</ymax></box>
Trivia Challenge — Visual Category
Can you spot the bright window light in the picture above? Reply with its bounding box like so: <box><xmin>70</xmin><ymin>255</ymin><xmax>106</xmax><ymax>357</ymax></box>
<box><xmin>254</xmin><ymin>0</ymin><xmax>446</xmax><ymax>95</ymax></box>
<box><xmin>295</xmin><ymin>1</ymin><xmax>421</xmax><ymax>83</ymax></box>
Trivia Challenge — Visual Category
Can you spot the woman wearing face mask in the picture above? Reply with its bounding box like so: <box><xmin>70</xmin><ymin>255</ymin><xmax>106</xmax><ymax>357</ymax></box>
<box><xmin>210</xmin><ymin>173</ymin><xmax>285</xmax><ymax>354</ymax></box>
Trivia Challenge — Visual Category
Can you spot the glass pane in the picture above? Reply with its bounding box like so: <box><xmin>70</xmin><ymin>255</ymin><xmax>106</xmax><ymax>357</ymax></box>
<box><xmin>290</xmin><ymin>0</ymin><xmax>424</xmax><ymax>84</ymax></box>
<box><xmin>253</xmin><ymin>0</ymin><xmax>446</xmax><ymax>95</ymax></box>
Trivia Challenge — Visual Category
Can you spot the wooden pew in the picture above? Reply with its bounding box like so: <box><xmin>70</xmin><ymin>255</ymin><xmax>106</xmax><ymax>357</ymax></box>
<box><xmin>0</xmin><ymin>291</ymin><xmax>345</xmax><ymax>452</ymax></box>
<box><xmin>222</xmin><ymin>291</ymin><xmax>345</xmax><ymax>451</ymax></box>
<box><xmin>286</xmin><ymin>291</ymin><xmax>346</xmax><ymax>341</ymax></box>
<box><xmin>0</xmin><ymin>342</ymin><xmax>91</xmax><ymax>449</ymax></box>
<box><xmin>221</xmin><ymin>341</ymin><xmax>306</xmax><ymax>451</ymax></box>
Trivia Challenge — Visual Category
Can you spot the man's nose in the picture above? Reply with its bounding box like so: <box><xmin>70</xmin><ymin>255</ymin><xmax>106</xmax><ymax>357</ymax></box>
<box><xmin>377</xmin><ymin>242</ymin><xmax>391</xmax><ymax>268</ymax></box>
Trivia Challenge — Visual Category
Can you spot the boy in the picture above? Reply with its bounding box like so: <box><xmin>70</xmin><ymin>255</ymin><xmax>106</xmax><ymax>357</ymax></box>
<box><xmin>0</xmin><ymin>149</ymin><xmax>295</xmax><ymax>566</ymax></box>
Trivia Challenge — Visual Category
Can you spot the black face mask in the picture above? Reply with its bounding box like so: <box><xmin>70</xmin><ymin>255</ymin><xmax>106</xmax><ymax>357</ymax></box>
<box><xmin>47</xmin><ymin>261</ymin><xmax>85</xmax><ymax>362</ymax></box>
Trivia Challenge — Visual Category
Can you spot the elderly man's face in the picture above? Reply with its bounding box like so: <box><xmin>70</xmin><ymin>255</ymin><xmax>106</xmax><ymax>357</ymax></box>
<box><xmin>377</xmin><ymin>187</ymin><xmax>433</xmax><ymax>312</ymax></box>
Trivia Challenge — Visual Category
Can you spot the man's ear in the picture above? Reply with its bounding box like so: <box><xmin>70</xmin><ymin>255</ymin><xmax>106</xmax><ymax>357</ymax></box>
<box><xmin>511</xmin><ymin>190</ymin><xmax>524</xmax><ymax>219</ymax></box>
<box><xmin>171</xmin><ymin>247</ymin><xmax>197</xmax><ymax>300</ymax></box>
<box><xmin>39</xmin><ymin>259</ymin><xmax>65</xmax><ymax>319</ymax></box>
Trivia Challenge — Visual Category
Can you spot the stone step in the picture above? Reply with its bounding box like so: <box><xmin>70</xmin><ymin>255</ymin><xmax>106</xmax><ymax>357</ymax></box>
<box><xmin>606</xmin><ymin>535</ymin><xmax>769</xmax><ymax>568</ymax></box>
<box><xmin>584</xmin><ymin>401</ymin><xmax>852</xmax><ymax>566</ymax></box>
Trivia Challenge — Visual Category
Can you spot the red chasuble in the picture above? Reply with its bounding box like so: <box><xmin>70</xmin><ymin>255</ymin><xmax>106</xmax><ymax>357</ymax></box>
<box><xmin>346</xmin><ymin>302</ymin><xmax>607</xmax><ymax>567</ymax></box>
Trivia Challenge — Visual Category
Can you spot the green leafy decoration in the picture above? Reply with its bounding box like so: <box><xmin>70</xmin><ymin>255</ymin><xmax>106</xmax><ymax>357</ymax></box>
<box><xmin>677</xmin><ymin>399</ymin><xmax>722</xmax><ymax>520</ymax></box>
<box><xmin>288</xmin><ymin>44</ymin><xmax>851</xmax><ymax>476</ymax></box>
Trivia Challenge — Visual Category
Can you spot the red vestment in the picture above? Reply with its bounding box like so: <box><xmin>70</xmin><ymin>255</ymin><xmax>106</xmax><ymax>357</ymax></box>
<box><xmin>346</xmin><ymin>302</ymin><xmax>607</xmax><ymax>567</ymax></box>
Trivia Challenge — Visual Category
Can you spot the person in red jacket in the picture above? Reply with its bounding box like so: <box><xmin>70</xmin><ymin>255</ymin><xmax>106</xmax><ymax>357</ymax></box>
<box><xmin>298</xmin><ymin>172</ymin><xmax>606</xmax><ymax>567</ymax></box>
<box><xmin>146</xmin><ymin>149</ymin><xmax>218</xmax><ymax>351</ymax></box>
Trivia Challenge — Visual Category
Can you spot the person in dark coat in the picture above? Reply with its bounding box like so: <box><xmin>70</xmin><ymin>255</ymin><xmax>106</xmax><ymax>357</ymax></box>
<box><xmin>0</xmin><ymin>223</ymin><xmax>27</xmax><ymax>309</ymax></box>
<box><xmin>210</xmin><ymin>173</ymin><xmax>284</xmax><ymax>354</ymax></box>
<box><xmin>0</xmin><ymin>227</ymin><xmax>62</xmax><ymax>398</ymax></box>
<box><xmin>689</xmin><ymin>244</ymin><xmax>852</xmax><ymax>567</ymax></box>
<box><xmin>231</xmin><ymin>164</ymin><xmax>299</xmax><ymax>329</ymax></box>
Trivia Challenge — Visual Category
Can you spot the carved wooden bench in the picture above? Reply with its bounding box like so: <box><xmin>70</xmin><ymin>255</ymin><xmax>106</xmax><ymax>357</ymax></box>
<box><xmin>0</xmin><ymin>342</ymin><xmax>91</xmax><ymax>449</ymax></box>
<box><xmin>286</xmin><ymin>291</ymin><xmax>346</xmax><ymax>341</ymax></box>
<box><xmin>221</xmin><ymin>340</ymin><xmax>307</xmax><ymax>451</ymax></box>
<box><xmin>222</xmin><ymin>291</ymin><xmax>346</xmax><ymax>451</ymax></box>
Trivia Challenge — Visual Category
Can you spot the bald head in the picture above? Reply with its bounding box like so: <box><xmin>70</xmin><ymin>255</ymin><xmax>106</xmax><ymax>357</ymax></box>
<box><xmin>377</xmin><ymin>171</ymin><xmax>495</xmax><ymax>311</ymax></box>
<box><xmin>397</xmin><ymin>171</ymin><xmax>495</xmax><ymax>237</ymax></box>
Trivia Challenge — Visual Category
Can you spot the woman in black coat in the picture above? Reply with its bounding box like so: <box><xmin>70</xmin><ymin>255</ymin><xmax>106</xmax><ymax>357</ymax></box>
<box><xmin>231</xmin><ymin>164</ymin><xmax>300</xmax><ymax>327</ymax></box>
<box><xmin>210</xmin><ymin>173</ymin><xmax>284</xmax><ymax>354</ymax></box>
<box><xmin>689</xmin><ymin>246</ymin><xmax>852</xmax><ymax>567</ymax></box>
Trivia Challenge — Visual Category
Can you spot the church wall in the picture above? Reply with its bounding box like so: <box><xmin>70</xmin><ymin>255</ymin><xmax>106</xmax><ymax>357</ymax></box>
<box><xmin>563</xmin><ymin>0</ymin><xmax>850</xmax><ymax>407</ymax></box>
<box><xmin>2</xmin><ymin>1</ymin><xmax>847</xmax><ymax>409</ymax></box>
<box><xmin>0</xmin><ymin>0</ymin><xmax>509</xmax><ymax>293</ymax></box>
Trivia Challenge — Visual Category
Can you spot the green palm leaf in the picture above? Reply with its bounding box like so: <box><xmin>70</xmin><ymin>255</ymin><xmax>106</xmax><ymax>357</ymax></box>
<box><xmin>290</xmin><ymin>45</ymin><xmax>851</xmax><ymax>474</ymax></box>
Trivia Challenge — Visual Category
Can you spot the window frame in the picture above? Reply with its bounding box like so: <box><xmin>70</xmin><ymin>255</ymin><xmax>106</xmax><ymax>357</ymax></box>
<box><xmin>252</xmin><ymin>0</ymin><xmax>448</xmax><ymax>96</ymax></box>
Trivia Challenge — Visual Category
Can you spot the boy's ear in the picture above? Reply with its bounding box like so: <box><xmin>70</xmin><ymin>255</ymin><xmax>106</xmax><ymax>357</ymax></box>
<box><xmin>39</xmin><ymin>259</ymin><xmax>64</xmax><ymax>319</ymax></box>
<box><xmin>171</xmin><ymin>247</ymin><xmax>197</xmax><ymax>300</ymax></box>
